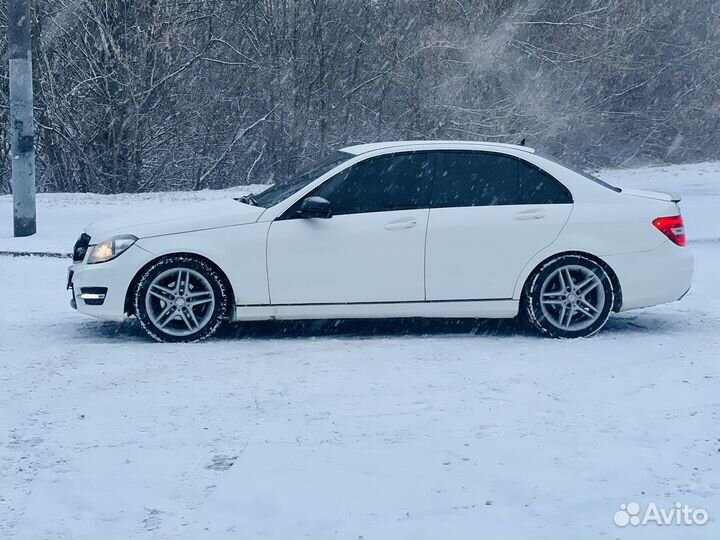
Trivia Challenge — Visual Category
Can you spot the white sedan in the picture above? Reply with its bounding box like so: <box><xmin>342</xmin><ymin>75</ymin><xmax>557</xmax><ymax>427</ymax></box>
<box><xmin>67</xmin><ymin>141</ymin><xmax>693</xmax><ymax>342</ymax></box>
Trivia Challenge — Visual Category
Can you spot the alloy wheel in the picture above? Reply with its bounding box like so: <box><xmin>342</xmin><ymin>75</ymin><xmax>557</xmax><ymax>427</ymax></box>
<box><xmin>144</xmin><ymin>267</ymin><xmax>216</xmax><ymax>337</ymax></box>
<box><xmin>538</xmin><ymin>264</ymin><xmax>606</xmax><ymax>332</ymax></box>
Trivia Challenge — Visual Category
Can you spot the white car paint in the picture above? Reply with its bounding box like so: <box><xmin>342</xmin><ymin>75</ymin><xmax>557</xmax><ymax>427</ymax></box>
<box><xmin>67</xmin><ymin>140</ymin><xmax>694</xmax><ymax>327</ymax></box>
<box><xmin>267</xmin><ymin>209</ymin><xmax>428</xmax><ymax>304</ymax></box>
<box><xmin>136</xmin><ymin>223</ymin><xmax>271</xmax><ymax>306</ymax></box>
<box><xmin>510</xmin><ymin>182</ymin><xmax>692</xmax><ymax>301</ymax></box>
<box><xmin>425</xmin><ymin>204</ymin><xmax>572</xmax><ymax>300</ymax></box>
<box><xmin>85</xmin><ymin>199</ymin><xmax>266</xmax><ymax>241</ymax></box>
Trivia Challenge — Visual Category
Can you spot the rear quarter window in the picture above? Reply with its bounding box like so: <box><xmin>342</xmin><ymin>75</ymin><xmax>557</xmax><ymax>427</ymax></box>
<box><xmin>519</xmin><ymin>161</ymin><xmax>573</xmax><ymax>204</ymax></box>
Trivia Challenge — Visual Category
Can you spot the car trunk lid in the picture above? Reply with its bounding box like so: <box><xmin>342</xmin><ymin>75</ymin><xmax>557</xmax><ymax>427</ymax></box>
<box><xmin>621</xmin><ymin>188</ymin><xmax>682</xmax><ymax>203</ymax></box>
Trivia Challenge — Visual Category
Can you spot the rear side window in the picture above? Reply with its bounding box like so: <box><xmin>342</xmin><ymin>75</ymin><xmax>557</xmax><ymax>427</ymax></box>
<box><xmin>519</xmin><ymin>161</ymin><xmax>573</xmax><ymax>204</ymax></box>
<box><xmin>432</xmin><ymin>152</ymin><xmax>520</xmax><ymax>207</ymax></box>
<box><xmin>311</xmin><ymin>152</ymin><xmax>432</xmax><ymax>216</ymax></box>
<box><xmin>432</xmin><ymin>151</ymin><xmax>573</xmax><ymax>207</ymax></box>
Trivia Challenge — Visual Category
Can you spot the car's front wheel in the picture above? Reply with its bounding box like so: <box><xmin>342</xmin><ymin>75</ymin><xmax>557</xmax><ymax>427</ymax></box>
<box><xmin>135</xmin><ymin>255</ymin><xmax>229</xmax><ymax>342</ymax></box>
<box><xmin>523</xmin><ymin>255</ymin><xmax>614</xmax><ymax>338</ymax></box>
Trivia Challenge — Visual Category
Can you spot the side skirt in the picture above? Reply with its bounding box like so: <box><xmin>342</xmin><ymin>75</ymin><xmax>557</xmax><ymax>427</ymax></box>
<box><xmin>235</xmin><ymin>299</ymin><xmax>519</xmax><ymax>321</ymax></box>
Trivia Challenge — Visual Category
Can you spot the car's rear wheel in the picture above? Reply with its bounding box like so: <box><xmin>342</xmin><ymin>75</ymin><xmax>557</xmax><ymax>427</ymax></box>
<box><xmin>135</xmin><ymin>256</ymin><xmax>229</xmax><ymax>342</ymax></box>
<box><xmin>523</xmin><ymin>255</ymin><xmax>614</xmax><ymax>338</ymax></box>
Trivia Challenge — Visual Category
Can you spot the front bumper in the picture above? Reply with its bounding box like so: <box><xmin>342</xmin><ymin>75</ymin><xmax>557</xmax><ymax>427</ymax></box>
<box><xmin>67</xmin><ymin>244</ymin><xmax>154</xmax><ymax>321</ymax></box>
<box><xmin>67</xmin><ymin>267</ymin><xmax>77</xmax><ymax>309</ymax></box>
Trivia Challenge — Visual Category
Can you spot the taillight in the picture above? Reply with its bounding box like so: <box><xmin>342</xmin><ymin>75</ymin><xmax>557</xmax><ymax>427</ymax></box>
<box><xmin>653</xmin><ymin>215</ymin><xmax>686</xmax><ymax>246</ymax></box>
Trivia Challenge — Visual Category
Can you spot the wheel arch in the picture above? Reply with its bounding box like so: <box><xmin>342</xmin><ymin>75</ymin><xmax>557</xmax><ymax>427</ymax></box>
<box><xmin>519</xmin><ymin>250</ymin><xmax>623</xmax><ymax>312</ymax></box>
<box><xmin>124</xmin><ymin>252</ymin><xmax>236</xmax><ymax>318</ymax></box>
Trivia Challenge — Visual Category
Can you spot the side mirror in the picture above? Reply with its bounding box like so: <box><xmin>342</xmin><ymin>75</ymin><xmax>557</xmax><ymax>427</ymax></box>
<box><xmin>297</xmin><ymin>196</ymin><xmax>332</xmax><ymax>219</ymax></box>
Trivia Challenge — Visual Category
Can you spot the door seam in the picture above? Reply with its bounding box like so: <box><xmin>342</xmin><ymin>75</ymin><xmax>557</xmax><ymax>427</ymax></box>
<box><xmin>422</xmin><ymin>208</ymin><xmax>431</xmax><ymax>301</ymax></box>
<box><xmin>265</xmin><ymin>221</ymin><xmax>273</xmax><ymax>304</ymax></box>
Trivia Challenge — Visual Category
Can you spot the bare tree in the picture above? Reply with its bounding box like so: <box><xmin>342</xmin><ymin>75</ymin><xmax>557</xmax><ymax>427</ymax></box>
<box><xmin>1</xmin><ymin>0</ymin><xmax>718</xmax><ymax>194</ymax></box>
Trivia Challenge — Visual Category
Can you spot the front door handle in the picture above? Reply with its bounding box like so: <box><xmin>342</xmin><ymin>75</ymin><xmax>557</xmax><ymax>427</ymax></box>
<box><xmin>514</xmin><ymin>209</ymin><xmax>546</xmax><ymax>221</ymax></box>
<box><xmin>384</xmin><ymin>217</ymin><xmax>418</xmax><ymax>230</ymax></box>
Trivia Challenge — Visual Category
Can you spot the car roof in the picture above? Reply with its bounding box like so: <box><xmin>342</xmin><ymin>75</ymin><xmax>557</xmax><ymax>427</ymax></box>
<box><xmin>339</xmin><ymin>140</ymin><xmax>536</xmax><ymax>156</ymax></box>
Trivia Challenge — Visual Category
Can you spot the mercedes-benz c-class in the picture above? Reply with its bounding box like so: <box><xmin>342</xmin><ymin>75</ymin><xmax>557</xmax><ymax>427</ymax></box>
<box><xmin>67</xmin><ymin>141</ymin><xmax>693</xmax><ymax>342</ymax></box>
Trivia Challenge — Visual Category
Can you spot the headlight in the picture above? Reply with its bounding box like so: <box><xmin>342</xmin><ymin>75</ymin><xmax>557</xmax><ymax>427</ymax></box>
<box><xmin>86</xmin><ymin>235</ymin><xmax>137</xmax><ymax>264</ymax></box>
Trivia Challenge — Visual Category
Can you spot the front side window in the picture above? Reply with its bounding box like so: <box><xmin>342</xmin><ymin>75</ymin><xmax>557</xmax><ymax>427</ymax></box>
<box><xmin>432</xmin><ymin>152</ymin><xmax>521</xmax><ymax>207</ymax></box>
<box><xmin>252</xmin><ymin>151</ymin><xmax>353</xmax><ymax>208</ymax></box>
<box><xmin>308</xmin><ymin>152</ymin><xmax>433</xmax><ymax>216</ymax></box>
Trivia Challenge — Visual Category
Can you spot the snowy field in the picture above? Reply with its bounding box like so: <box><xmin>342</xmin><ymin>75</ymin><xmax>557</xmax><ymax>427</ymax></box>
<box><xmin>1</xmin><ymin>162</ymin><xmax>719</xmax><ymax>539</ymax></box>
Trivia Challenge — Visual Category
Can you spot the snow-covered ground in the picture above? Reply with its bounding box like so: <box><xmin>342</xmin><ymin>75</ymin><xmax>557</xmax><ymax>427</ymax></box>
<box><xmin>1</xmin><ymin>162</ymin><xmax>719</xmax><ymax>539</ymax></box>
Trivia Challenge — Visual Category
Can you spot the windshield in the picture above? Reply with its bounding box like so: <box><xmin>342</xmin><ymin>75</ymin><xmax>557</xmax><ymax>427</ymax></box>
<box><xmin>536</xmin><ymin>151</ymin><xmax>621</xmax><ymax>193</ymax></box>
<box><xmin>250</xmin><ymin>151</ymin><xmax>353</xmax><ymax>208</ymax></box>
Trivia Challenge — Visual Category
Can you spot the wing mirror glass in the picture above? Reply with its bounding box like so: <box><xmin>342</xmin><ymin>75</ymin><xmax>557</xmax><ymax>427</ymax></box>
<box><xmin>297</xmin><ymin>196</ymin><xmax>332</xmax><ymax>219</ymax></box>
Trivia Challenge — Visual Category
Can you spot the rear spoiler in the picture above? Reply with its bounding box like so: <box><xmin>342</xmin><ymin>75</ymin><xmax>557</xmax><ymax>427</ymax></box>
<box><xmin>670</xmin><ymin>193</ymin><xmax>682</xmax><ymax>203</ymax></box>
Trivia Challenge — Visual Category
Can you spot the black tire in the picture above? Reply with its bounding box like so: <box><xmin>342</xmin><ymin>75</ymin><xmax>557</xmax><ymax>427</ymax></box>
<box><xmin>522</xmin><ymin>254</ymin><xmax>614</xmax><ymax>338</ymax></box>
<box><xmin>134</xmin><ymin>255</ymin><xmax>229</xmax><ymax>342</ymax></box>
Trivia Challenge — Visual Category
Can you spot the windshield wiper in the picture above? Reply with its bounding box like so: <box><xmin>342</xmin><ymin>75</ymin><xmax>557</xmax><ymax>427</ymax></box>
<box><xmin>235</xmin><ymin>194</ymin><xmax>258</xmax><ymax>206</ymax></box>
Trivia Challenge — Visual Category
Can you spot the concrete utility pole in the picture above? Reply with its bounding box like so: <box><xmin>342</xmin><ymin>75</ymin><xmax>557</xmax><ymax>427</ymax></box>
<box><xmin>7</xmin><ymin>0</ymin><xmax>37</xmax><ymax>237</ymax></box>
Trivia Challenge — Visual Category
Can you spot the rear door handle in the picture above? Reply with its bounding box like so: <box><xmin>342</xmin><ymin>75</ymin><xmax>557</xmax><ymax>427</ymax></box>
<box><xmin>514</xmin><ymin>209</ymin><xmax>546</xmax><ymax>221</ymax></box>
<box><xmin>384</xmin><ymin>217</ymin><xmax>418</xmax><ymax>230</ymax></box>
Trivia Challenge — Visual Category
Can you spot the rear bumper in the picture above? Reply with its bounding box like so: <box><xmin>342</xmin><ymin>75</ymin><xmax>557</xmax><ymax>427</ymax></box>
<box><xmin>605</xmin><ymin>241</ymin><xmax>694</xmax><ymax>311</ymax></box>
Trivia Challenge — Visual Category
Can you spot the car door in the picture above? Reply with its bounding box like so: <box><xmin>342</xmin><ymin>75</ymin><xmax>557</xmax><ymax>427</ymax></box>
<box><xmin>425</xmin><ymin>151</ymin><xmax>573</xmax><ymax>301</ymax></box>
<box><xmin>266</xmin><ymin>152</ymin><xmax>433</xmax><ymax>305</ymax></box>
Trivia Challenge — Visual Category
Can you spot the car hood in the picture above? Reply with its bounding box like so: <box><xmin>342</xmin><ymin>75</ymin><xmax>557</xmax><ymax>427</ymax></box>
<box><xmin>84</xmin><ymin>199</ymin><xmax>265</xmax><ymax>241</ymax></box>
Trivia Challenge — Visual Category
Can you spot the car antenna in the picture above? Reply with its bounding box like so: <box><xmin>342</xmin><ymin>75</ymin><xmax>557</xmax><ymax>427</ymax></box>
<box><xmin>519</xmin><ymin>138</ymin><xmax>526</xmax><ymax>146</ymax></box>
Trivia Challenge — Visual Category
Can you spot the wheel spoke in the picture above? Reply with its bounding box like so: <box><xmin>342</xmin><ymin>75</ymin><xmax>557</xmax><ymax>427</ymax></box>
<box><xmin>578</xmin><ymin>298</ymin><xmax>599</xmax><ymax>315</ymax></box>
<box><xmin>148</xmin><ymin>290</ymin><xmax>167</xmax><ymax>302</ymax></box>
<box><xmin>563</xmin><ymin>268</ymin><xmax>575</xmax><ymax>289</ymax></box>
<box><xmin>557</xmin><ymin>303</ymin><xmax>567</xmax><ymax>327</ymax></box>
<box><xmin>156</xmin><ymin>305</ymin><xmax>176</xmax><ymax>328</ymax></box>
<box><xmin>579</xmin><ymin>280</ymin><xmax>600</xmax><ymax>295</ymax></box>
<box><xmin>152</xmin><ymin>283</ymin><xmax>175</xmax><ymax>295</ymax></box>
<box><xmin>171</xmin><ymin>270</ymin><xmax>179</xmax><ymax>294</ymax></box>
<box><xmin>178</xmin><ymin>270</ymin><xmax>187</xmax><ymax>296</ymax></box>
<box><xmin>149</xmin><ymin>284</ymin><xmax>174</xmax><ymax>301</ymax></box>
<box><xmin>186</xmin><ymin>306</ymin><xmax>201</xmax><ymax>329</ymax></box>
<box><xmin>557</xmin><ymin>269</ymin><xmax>567</xmax><ymax>290</ymax></box>
<box><xmin>178</xmin><ymin>310</ymin><xmax>195</xmax><ymax>331</ymax></box>
<box><xmin>187</xmin><ymin>298</ymin><xmax>213</xmax><ymax>306</ymax></box>
<box><xmin>576</xmin><ymin>275</ymin><xmax>595</xmax><ymax>290</ymax></box>
<box><xmin>186</xmin><ymin>290</ymin><xmax>210</xmax><ymax>298</ymax></box>
<box><xmin>574</xmin><ymin>303</ymin><xmax>595</xmax><ymax>320</ymax></box>
<box><xmin>186</xmin><ymin>291</ymin><xmax>213</xmax><ymax>305</ymax></box>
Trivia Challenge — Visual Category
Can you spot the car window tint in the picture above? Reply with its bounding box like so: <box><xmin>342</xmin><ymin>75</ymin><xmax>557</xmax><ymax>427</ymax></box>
<box><xmin>312</xmin><ymin>152</ymin><xmax>432</xmax><ymax>215</ymax></box>
<box><xmin>432</xmin><ymin>152</ymin><xmax>520</xmax><ymax>207</ymax></box>
<box><xmin>519</xmin><ymin>161</ymin><xmax>573</xmax><ymax>204</ymax></box>
<box><xmin>253</xmin><ymin>151</ymin><xmax>353</xmax><ymax>208</ymax></box>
